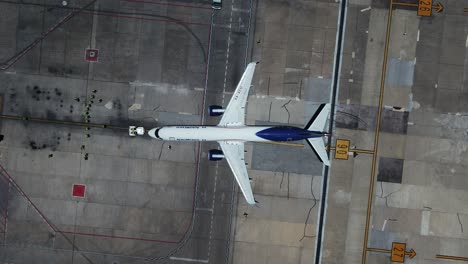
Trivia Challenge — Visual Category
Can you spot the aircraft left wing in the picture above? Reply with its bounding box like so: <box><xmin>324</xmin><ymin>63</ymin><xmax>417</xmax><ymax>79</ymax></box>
<box><xmin>218</xmin><ymin>62</ymin><xmax>257</xmax><ymax>127</ymax></box>
<box><xmin>218</xmin><ymin>141</ymin><xmax>256</xmax><ymax>204</ymax></box>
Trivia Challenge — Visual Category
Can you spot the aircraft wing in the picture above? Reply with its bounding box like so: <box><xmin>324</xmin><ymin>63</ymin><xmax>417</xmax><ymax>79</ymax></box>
<box><xmin>218</xmin><ymin>141</ymin><xmax>256</xmax><ymax>204</ymax></box>
<box><xmin>218</xmin><ymin>62</ymin><xmax>257</xmax><ymax>127</ymax></box>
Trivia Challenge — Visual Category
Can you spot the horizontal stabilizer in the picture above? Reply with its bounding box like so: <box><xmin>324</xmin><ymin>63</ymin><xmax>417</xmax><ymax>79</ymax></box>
<box><xmin>305</xmin><ymin>103</ymin><xmax>331</xmax><ymax>132</ymax></box>
<box><xmin>306</xmin><ymin>137</ymin><xmax>330</xmax><ymax>166</ymax></box>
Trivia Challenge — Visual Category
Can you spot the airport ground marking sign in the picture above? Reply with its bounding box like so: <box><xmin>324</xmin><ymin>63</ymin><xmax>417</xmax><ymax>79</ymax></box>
<box><xmin>334</xmin><ymin>139</ymin><xmax>350</xmax><ymax>160</ymax></box>
<box><xmin>367</xmin><ymin>243</ymin><xmax>416</xmax><ymax>262</ymax></box>
<box><xmin>327</xmin><ymin>140</ymin><xmax>374</xmax><ymax>160</ymax></box>
<box><xmin>393</xmin><ymin>0</ymin><xmax>443</xmax><ymax>16</ymax></box>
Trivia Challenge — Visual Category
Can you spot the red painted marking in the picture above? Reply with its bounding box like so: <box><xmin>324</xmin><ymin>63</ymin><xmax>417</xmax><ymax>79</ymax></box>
<box><xmin>0</xmin><ymin>8</ymin><xmax>215</xmax><ymax>246</ymax></box>
<box><xmin>85</xmin><ymin>49</ymin><xmax>99</xmax><ymax>62</ymax></box>
<box><xmin>81</xmin><ymin>11</ymin><xmax>210</xmax><ymax>26</ymax></box>
<box><xmin>59</xmin><ymin>231</ymin><xmax>178</xmax><ymax>243</ymax></box>
<box><xmin>72</xmin><ymin>184</ymin><xmax>86</xmax><ymax>198</ymax></box>
<box><xmin>123</xmin><ymin>0</ymin><xmax>212</xmax><ymax>10</ymax></box>
<box><xmin>0</xmin><ymin>164</ymin><xmax>58</xmax><ymax>232</ymax></box>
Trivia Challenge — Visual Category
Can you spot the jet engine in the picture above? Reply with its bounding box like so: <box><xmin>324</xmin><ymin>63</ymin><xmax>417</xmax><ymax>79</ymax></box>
<box><xmin>208</xmin><ymin>149</ymin><xmax>224</xmax><ymax>161</ymax></box>
<box><xmin>209</xmin><ymin>105</ymin><xmax>225</xmax><ymax>116</ymax></box>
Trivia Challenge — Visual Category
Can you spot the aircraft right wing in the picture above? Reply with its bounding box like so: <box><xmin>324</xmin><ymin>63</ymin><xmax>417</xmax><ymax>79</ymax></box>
<box><xmin>218</xmin><ymin>140</ymin><xmax>256</xmax><ymax>205</ymax></box>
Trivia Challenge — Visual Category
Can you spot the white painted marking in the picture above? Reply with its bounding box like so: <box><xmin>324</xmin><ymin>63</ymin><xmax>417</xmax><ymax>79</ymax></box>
<box><xmin>128</xmin><ymin>103</ymin><xmax>141</xmax><ymax>111</ymax></box>
<box><xmin>196</xmin><ymin>208</ymin><xmax>213</xmax><ymax>212</ymax></box>
<box><xmin>420</xmin><ymin>210</ymin><xmax>430</xmax><ymax>235</ymax></box>
<box><xmin>435</xmin><ymin>83</ymin><xmax>438</xmax><ymax>89</ymax></box>
<box><xmin>348</xmin><ymin>79</ymin><xmax>354</xmax><ymax>83</ymax></box>
<box><xmin>232</xmin><ymin>7</ymin><xmax>249</xmax><ymax>13</ymax></box>
<box><xmin>407</xmin><ymin>122</ymin><xmax>414</xmax><ymax>125</ymax></box>
<box><xmin>351</xmin><ymin>51</ymin><xmax>355</xmax><ymax>58</ymax></box>
<box><xmin>178</xmin><ymin>112</ymin><xmax>192</xmax><ymax>115</ymax></box>
<box><xmin>170</xmin><ymin>257</ymin><xmax>209</xmax><ymax>263</ymax></box>
<box><xmin>346</xmin><ymin>99</ymin><xmax>350</xmax><ymax>104</ymax></box>
<box><xmin>466</xmin><ymin>35</ymin><xmax>468</xmax><ymax>47</ymax></box>
<box><xmin>360</xmin><ymin>6</ymin><xmax>371</xmax><ymax>12</ymax></box>
<box><xmin>285</xmin><ymin>68</ymin><xmax>307</xmax><ymax>73</ymax></box>
<box><xmin>417</xmin><ymin>29</ymin><xmax>420</xmax><ymax>42</ymax></box>
<box><xmin>104</xmin><ymin>101</ymin><xmax>113</xmax><ymax>110</ymax></box>
<box><xmin>382</xmin><ymin>219</ymin><xmax>387</xmax><ymax>231</ymax></box>
<box><xmin>414</xmin><ymin>57</ymin><xmax>417</xmax><ymax>65</ymax></box>
<box><xmin>221</xmin><ymin>0</ymin><xmax>235</xmax><ymax>105</ymax></box>
<box><xmin>350</xmin><ymin>70</ymin><xmax>353</xmax><ymax>75</ymax></box>
<box><xmin>318</xmin><ymin>76</ymin><xmax>324</xmax><ymax>79</ymax></box>
<box><xmin>194</xmin><ymin>87</ymin><xmax>205</xmax><ymax>91</ymax></box>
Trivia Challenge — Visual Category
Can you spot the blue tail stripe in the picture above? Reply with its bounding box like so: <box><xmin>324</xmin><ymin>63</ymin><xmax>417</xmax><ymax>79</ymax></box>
<box><xmin>256</xmin><ymin>127</ymin><xmax>322</xmax><ymax>141</ymax></box>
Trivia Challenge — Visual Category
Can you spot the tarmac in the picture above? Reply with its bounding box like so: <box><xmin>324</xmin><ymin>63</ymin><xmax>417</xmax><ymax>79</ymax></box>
<box><xmin>0</xmin><ymin>0</ymin><xmax>467</xmax><ymax>264</ymax></box>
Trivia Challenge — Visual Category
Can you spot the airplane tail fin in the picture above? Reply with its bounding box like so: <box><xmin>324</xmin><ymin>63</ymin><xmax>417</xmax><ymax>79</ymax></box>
<box><xmin>305</xmin><ymin>103</ymin><xmax>331</xmax><ymax>166</ymax></box>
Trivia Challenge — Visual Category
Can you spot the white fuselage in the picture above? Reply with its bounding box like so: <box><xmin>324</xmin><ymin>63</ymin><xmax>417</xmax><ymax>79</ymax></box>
<box><xmin>148</xmin><ymin>126</ymin><xmax>270</xmax><ymax>142</ymax></box>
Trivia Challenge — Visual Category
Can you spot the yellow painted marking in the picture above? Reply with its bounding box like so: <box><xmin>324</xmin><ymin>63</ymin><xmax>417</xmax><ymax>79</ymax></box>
<box><xmin>328</xmin><ymin>145</ymin><xmax>374</xmax><ymax>155</ymax></box>
<box><xmin>334</xmin><ymin>139</ymin><xmax>350</xmax><ymax>160</ymax></box>
<box><xmin>432</xmin><ymin>2</ymin><xmax>444</xmax><ymax>13</ymax></box>
<box><xmin>393</xmin><ymin>2</ymin><xmax>418</xmax><ymax>8</ymax></box>
<box><xmin>367</xmin><ymin>248</ymin><xmax>392</xmax><ymax>254</ymax></box>
<box><xmin>353</xmin><ymin>149</ymin><xmax>374</xmax><ymax>154</ymax></box>
<box><xmin>417</xmin><ymin>0</ymin><xmax>432</xmax><ymax>16</ymax></box>
<box><xmin>436</xmin><ymin>254</ymin><xmax>468</xmax><ymax>261</ymax></box>
<box><xmin>362</xmin><ymin>0</ymin><xmax>394</xmax><ymax>263</ymax></box>
<box><xmin>393</xmin><ymin>0</ymin><xmax>443</xmax><ymax>16</ymax></box>
<box><xmin>366</xmin><ymin>243</ymin><xmax>415</xmax><ymax>263</ymax></box>
<box><xmin>362</xmin><ymin>1</ymin><xmax>438</xmax><ymax>264</ymax></box>
<box><xmin>258</xmin><ymin>141</ymin><xmax>304</xmax><ymax>147</ymax></box>
<box><xmin>391</xmin><ymin>242</ymin><xmax>406</xmax><ymax>262</ymax></box>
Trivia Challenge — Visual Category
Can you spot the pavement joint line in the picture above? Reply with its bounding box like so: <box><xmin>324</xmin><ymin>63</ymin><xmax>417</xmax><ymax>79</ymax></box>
<box><xmin>362</xmin><ymin>1</ymin><xmax>394</xmax><ymax>263</ymax></box>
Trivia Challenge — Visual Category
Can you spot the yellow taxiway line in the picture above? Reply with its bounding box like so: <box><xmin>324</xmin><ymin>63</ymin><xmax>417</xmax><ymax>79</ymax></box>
<box><xmin>258</xmin><ymin>141</ymin><xmax>305</xmax><ymax>147</ymax></box>
<box><xmin>328</xmin><ymin>146</ymin><xmax>374</xmax><ymax>155</ymax></box>
<box><xmin>362</xmin><ymin>0</ymin><xmax>394</xmax><ymax>263</ymax></box>
<box><xmin>436</xmin><ymin>255</ymin><xmax>468</xmax><ymax>261</ymax></box>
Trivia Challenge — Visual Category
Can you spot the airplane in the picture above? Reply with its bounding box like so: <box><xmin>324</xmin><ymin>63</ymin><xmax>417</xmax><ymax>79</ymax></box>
<box><xmin>143</xmin><ymin>62</ymin><xmax>331</xmax><ymax>205</ymax></box>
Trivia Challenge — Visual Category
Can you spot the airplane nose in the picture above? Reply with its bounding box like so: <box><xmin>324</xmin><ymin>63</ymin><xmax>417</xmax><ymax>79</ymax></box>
<box><xmin>148</xmin><ymin>128</ymin><xmax>157</xmax><ymax>139</ymax></box>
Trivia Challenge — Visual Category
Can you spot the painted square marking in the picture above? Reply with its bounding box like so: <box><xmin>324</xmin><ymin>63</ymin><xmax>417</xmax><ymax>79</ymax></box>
<box><xmin>72</xmin><ymin>184</ymin><xmax>86</xmax><ymax>198</ymax></box>
<box><xmin>85</xmin><ymin>48</ymin><xmax>99</xmax><ymax>62</ymax></box>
